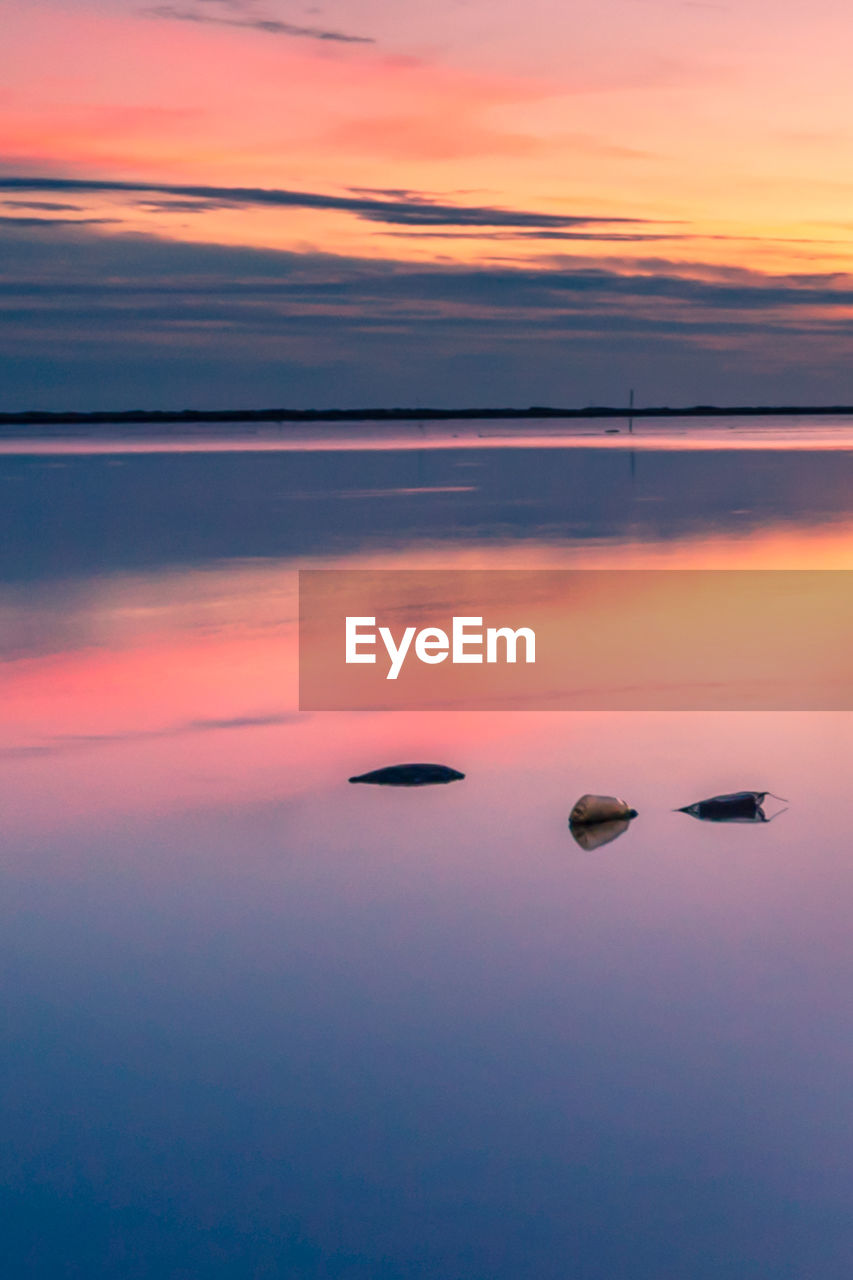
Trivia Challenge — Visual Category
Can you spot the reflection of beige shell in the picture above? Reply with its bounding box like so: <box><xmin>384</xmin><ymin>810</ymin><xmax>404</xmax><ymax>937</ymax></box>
<box><xmin>570</xmin><ymin>817</ymin><xmax>630</xmax><ymax>851</ymax></box>
<box><xmin>569</xmin><ymin>794</ymin><xmax>634</xmax><ymax>825</ymax></box>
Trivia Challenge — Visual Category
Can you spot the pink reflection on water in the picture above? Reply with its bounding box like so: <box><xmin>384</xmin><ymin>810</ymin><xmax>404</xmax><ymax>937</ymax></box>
<box><xmin>0</xmin><ymin>517</ymin><xmax>852</xmax><ymax>844</ymax></box>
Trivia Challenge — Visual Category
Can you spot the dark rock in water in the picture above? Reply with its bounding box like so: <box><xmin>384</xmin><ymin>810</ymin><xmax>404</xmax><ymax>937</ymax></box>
<box><xmin>676</xmin><ymin>790</ymin><xmax>786</xmax><ymax>823</ymax></box>
<box><xmin>570</xmin><ymin>816</ymin><xmax>631</xmax><ymax>851</ymax></box>
<box><xmin>349</xmin><ymin>763</ymin><xmax>465</xmax><ymax>787</ymax></box>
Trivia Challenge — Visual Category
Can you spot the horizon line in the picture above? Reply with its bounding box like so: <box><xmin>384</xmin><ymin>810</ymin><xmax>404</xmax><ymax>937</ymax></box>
<box><xmin>4</xmin><ymin>403</ymin><xmax>853</xmax><ymax>428</ymax></box>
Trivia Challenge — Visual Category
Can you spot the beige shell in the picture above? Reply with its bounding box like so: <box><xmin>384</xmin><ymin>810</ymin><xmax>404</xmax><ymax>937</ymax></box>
<box><xmin>569</xmin><ymin>794</ymin><xmax>635</xmax><ymax>825</ymax></box>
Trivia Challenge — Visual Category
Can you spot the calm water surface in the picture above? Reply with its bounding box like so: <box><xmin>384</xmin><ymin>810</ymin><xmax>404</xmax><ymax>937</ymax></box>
<box><xmin>2</xmin><ymin>420</ymin><xmax>853</xmax><ymax>1278</ymax></box>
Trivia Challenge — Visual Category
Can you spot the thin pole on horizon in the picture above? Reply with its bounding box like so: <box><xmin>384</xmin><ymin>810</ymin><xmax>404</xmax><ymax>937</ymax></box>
<box><xmin>628</xmin><ymin>387</ymin><xmax>634</xmax><ymax>434</ymax></box>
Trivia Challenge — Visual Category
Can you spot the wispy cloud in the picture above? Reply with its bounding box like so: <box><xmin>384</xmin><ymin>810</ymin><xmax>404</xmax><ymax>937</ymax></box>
<box><xmin>384</xmin><ymin>229</ymin><xmax>841</xmax><ymax>247</ymax></box>
<box><xmin>3</xmin><ymin>200</ymin><xmax>85</xmax><ymax>212</ymax></box>
<box><xmin>138</xmin><ymin>198</ymin><xmax>241</xmax><ymax>213</ymax></box>
<box><xmin>0</xmin><ymin>176</ymin><xmax>655</xmax><ymax>231</ymax></box>
<box><xmin>0</xmin><ymin>215</ymin><xmax>119</xmax><ymax>228</ymax></box>
<box><xmin>142</xmin><ymin>0</ymin><xmax>374</xmax><ymax>44</ymax></box>
<box><xmin>385</xmin><ymin>230</ymin><xmax>697</xmax><ymax>243</ymax></box>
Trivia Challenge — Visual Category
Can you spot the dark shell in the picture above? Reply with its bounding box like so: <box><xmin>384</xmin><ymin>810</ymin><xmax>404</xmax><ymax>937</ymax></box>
<box><xmin>349</xmin><ymin>763</ymin><xmax>465</xmax><ymax>787</ymax></box>
<box><xmin>677</xmin><ymin>791</ymin><xmax>770</xmax><ymax>823</ymax></box>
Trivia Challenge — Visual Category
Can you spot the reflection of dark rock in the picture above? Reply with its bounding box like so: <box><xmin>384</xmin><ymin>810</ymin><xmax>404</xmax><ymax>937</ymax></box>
<box><xmin>570</xmin><ymin>816</ymin><xmax>631</xmax><ymax>850</ymax></box>
<box><xmin>349</xmin><ymin>763</ymin><xmax>465</xmax><ymax>787</ymax></box>
<box><xmin>569</xmin><ymin>794</ymin><xmax>638</xmax><ymax>825</ymax></box>
<box><xmin>676</xmin><ymin>790</ymin><xmax>784</xmax><ymax>823</ymax></box>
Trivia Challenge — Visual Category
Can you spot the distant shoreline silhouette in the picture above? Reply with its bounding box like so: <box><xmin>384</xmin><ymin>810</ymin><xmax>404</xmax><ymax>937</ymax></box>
<box><xmin>3</xmin><ymin>403</ymin><xmax>853</xmax><ymax>429</ymax></box>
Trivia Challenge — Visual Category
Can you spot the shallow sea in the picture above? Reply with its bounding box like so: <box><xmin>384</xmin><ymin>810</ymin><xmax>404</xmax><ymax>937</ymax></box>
<box><xmin>2</xmin><ymin>418</ymin><xmax>853</xmax><ymax>1278</ymax></box>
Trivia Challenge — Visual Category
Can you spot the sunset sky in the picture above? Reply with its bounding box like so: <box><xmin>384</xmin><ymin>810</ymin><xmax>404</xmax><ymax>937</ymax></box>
<box><xmin>3</xmin><ymin>0</ymin><xmax>853</xmax><ymax>408</ymax></box>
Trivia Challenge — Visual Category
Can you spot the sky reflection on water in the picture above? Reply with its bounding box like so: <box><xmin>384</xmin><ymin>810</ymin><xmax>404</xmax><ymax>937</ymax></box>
<box><xmin>1</xmin><ymin>427</ymin><xmax>853</xmax><ymax>1278</ymax></box>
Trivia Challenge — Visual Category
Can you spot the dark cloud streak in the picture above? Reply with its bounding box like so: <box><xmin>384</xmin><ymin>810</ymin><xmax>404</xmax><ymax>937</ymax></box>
<box><xmin>0</xmin><ymin>175</ymin><xmax>654</xmax><ymax>230</ymax></box>
<box><xmin>142</xmin><ymin>2</ymin><xmax>374</xmax><ymax>43</ymax></box>
<box><xmin>3</xmin><ymin>200</ymin><xmax>84</xmax><ymax>212</ymax></box>
<box><xmin>385</xmin><ymin>229</ymin><xmax>843</xmax><ymax>246</ymax></box>
<box><xmin>0</xmin><ymin>216</ymin><xmax>120</xmax><ymax>227</ymax></box>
